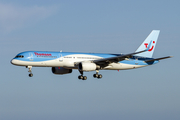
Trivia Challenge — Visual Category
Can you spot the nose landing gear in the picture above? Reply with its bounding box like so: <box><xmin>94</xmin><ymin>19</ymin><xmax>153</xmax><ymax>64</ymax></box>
<box><xmin>26</xmin><ymin>66</ymin><xmax>33</xmax><ymax>77</ymax></box>
<box><xmin>29</xmin><ymin>73</ymin><xmax>33</xmax><ymax>77</ymax></box>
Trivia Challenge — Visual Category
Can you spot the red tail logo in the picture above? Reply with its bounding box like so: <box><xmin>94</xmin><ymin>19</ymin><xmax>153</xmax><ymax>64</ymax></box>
<box><xmin>144</xmin><ymin>41</ymin><xmax>155</xmax><ymax>51</ymax></box>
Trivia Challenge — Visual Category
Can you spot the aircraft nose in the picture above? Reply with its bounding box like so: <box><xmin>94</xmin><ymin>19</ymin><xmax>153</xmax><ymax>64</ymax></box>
<box><xmin>11</xmin><ymin>59</ymin><xmax>15</xmax><ymax>65</ymax></box>
<box><xmin>11</xmin><ymin>59</ymin><xmax>19</xmax><ymax>65</ymax></box>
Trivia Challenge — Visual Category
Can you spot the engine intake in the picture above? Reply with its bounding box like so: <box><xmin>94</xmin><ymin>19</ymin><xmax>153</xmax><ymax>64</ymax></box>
<box><xmin>52</xmin><ymin>67</ymin><xmax>72</xmax><ymax>75</ymax></box>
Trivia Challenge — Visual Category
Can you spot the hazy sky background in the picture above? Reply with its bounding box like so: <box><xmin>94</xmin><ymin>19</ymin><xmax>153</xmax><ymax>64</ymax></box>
<box><xmin>0</xmin><ymin>0</ymin><xmax>179</xmax><ymax>120</ymax></box>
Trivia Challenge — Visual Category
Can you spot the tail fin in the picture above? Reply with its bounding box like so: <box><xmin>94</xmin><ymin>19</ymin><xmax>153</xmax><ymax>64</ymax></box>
<box><xmin>135</xmin><ymin>30</ymin><xmax>160</xmax><ymax>58</ymax></box>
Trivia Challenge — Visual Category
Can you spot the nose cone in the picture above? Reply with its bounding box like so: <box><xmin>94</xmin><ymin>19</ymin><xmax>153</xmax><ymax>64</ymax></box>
<box><xmin>11</xmin><ymin>59</ymin><xmax>19</xmax><ymax>65</ymax></box>
<box><xmin>11</xmin><ymin>59</ymin><xmax>15</xmax><ymax>65</ymax></box>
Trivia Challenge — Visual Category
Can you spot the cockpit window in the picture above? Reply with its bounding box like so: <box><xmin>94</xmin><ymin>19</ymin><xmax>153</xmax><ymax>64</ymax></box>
<box><xmin>15</xmin><ymin>55</ymin><xmax>24</xmax><ymax>58</ymax></box>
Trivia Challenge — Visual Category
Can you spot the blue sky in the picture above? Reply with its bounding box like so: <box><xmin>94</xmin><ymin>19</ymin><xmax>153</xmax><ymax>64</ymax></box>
<box><xmin>0</xmin><ymin>0</ymin><xmax>179</xmax><ymax>120</ymax></box>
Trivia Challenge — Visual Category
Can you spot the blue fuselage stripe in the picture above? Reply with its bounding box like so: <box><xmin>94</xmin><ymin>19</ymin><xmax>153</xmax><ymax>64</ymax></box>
<box><xmin>13</xmin><ymin>51</ymin><xmax>158</xmax><ymax>65</ymax></box>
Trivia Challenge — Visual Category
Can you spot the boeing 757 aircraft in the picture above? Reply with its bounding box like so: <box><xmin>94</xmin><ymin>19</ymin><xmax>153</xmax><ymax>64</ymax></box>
<box><xmin>11</xmin><ymin>30</ymin><xmax>172</xmax><ymax>80</ymax></box>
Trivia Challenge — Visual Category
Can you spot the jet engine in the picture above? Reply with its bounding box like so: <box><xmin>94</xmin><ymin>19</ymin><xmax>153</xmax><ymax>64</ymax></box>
<box><xmin>78</xmin><ymin>62</ymin><xmax>99</xmax><ymax>71</ymax></box>
<box><xmin>52</xmin><ymin>67</ymin><xmax>72</xmax><ymax>75</ymax></box>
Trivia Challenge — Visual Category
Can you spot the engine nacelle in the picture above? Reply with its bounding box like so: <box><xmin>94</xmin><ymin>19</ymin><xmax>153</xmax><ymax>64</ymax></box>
<box><xmin>78</xmin><ymin>62</ymin><xmax>97</xmax><ymax>71</ymax></box>
<box><xmin>52</xmin><ymin>67</ymin><xmax>72</xmax><ymax>75</ymax></box>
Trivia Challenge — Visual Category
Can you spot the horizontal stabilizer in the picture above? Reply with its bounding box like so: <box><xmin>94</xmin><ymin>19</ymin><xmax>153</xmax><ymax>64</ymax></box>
<box><xmin>145</xmin><ymin>56</ymin><xmax>173</xmax><ymax>63</ymax></box>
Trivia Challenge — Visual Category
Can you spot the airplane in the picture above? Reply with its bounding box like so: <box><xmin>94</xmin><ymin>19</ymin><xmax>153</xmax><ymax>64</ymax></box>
<box><xmin>11</xmin><ymin>30</ymin><xmax>172</xmax><ymax>80</ymax></box>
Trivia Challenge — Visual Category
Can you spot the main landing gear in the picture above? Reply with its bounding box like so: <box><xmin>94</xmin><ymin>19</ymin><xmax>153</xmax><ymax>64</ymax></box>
<box><xmin>78</xmin><ymin>75</ymin><xmax>87</xmax><ymax>80</ymax></box>
<box><xmin>78</xmin><ymin>70</ymin><xmax>87</xmax><ymax>80</ymax></box>
<box><xmin>93</xmin><ymin>70</ymin><xmax>102</xmax><ymax>79</ymax></box>
<box><xmin>78</xmin><ymin>70</ymin><xmax>102</xmax><ymax>80</ymax></box>
<box><xmin>26</xmin><ymin>66</ymin><xmax>33</xmax><ymax>77</ymax></box>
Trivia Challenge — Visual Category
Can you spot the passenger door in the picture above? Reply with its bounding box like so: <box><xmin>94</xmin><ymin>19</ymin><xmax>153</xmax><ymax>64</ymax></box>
<box><xmin>29</xmin><ymin>52</ymin><xmax>34</xmax><ymax>61</ymax></box>
<box><xmin>59</xmin><ymin>53</ymin><xmax>63</xmax><ymax>62</ymax></box>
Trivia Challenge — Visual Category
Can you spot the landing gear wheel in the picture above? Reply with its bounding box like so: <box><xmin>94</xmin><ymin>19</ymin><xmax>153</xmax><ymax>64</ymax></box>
<box><xmin>78</xmin><ymin>70</ymin><xmax>87</xmax><ymax>80</ymax></box>
<box><xmin>82</xmin><ymin>76</ymin><xmax>87</xmax><ymax>80</ymax></box>
<box><xmin>78</xmin><ymin>75</ymin><xmax>83</xmax><ymax>79</ymax></box>
<box><xmin>27</xmin><ymin>66</ymin><xmax>33</xmax><ymax>77</ymax></box>
<box><xmin>93</xmin><ymin>74</ymin><xmax>98</xmax><ymax>78</ymax></box>
<box><xmin>94</xmin><ymin>70</ymin><xmax>102</xmax><ymax>79</ymax></box>
<box><xmin>29</xmin><ymin>73</ymin><xmax>33</xmax><ymax>77</ymax></box>
<box><xmin>97</xmin><ymin>74</ymin><xmax>102</xmax><ymax>79</ymax></box>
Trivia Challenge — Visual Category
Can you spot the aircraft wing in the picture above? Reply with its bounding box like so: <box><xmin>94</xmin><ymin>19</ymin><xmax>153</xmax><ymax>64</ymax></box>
<box><xmin>144</xmin><ymin>56</ymin><xmax>173</xmax><ymax>63</ymax></box>
<box><xmin>92</xmin><ymin>49</ymin><xmax>148</xmax><ymax>67</ymax></box>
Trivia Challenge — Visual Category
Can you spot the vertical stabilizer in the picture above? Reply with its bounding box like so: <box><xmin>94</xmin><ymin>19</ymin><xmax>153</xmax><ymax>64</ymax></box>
<box><xmin>135</xmin><ymin>30</ymin><xmax>160</xmax><ymax>58</ymax></box>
